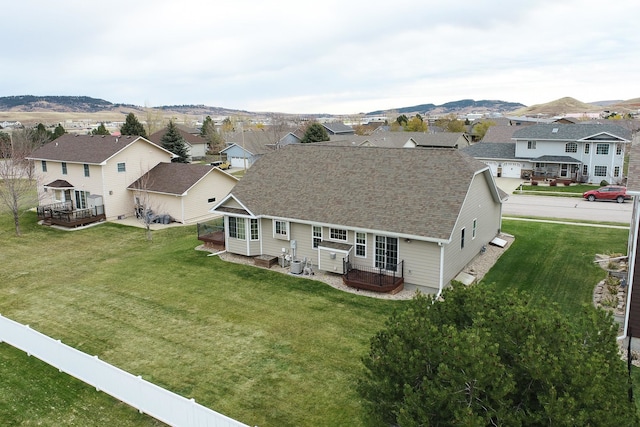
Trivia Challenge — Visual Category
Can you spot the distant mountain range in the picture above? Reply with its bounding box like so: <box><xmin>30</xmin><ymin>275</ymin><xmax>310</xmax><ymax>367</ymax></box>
<box><xmin>0</xmin><ymin>95</ymin><xmax>638</xmax><ymax>118</ymax></box>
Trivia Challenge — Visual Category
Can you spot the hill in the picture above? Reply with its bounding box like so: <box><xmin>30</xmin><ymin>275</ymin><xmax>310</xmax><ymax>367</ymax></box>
<box><xmin>510</xmin><ymin>96</ymin><xmax>640</xmax><ymax>117</ymax></box>
<box><xmin>368</xmin><ymin>99</ymin><xmax>525</xmax><ymax>116</ymax></box>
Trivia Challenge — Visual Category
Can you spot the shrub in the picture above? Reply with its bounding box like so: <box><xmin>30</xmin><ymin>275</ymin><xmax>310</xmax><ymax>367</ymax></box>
<box><xmin>600</xmin><ymin>180</ymin><xmax>609</xmax><ymax>186</ymax></box>
<box><xmin>550</xmin><ymin>180</ymin><xmax>557</xmax><ymax>186</ymax></box>
<box><xmin>531</xmin><ymin>181</ymin><xmax>539</xmax><ymax>186</ymax></box>
<box><xmin>564</xmin><ymin>181</ymin><xmax>571</xmax><ymax>186</ymax></box>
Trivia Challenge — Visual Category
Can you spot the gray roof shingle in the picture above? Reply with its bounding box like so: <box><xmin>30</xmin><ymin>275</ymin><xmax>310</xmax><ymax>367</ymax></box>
<box><xmin>461</xmin><ymin>142</ymin><xmax>517</xmax><ymax>160</ymax></box>
<box><xmin>512</xmin><ymin>123</ymin><xmax>632</xmax><ymax>141</ymax></box>
<box><xmin>224</xmin><ymin>145</ymin><xmax>496</xmax><ymax>241</ymax></box>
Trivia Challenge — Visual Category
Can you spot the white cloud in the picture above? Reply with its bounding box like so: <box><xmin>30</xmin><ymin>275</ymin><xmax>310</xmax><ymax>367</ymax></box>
<box><xmin>1</xmin><ymin>0</ymin><xmax>638</xmax><ymax>114</ymax></box>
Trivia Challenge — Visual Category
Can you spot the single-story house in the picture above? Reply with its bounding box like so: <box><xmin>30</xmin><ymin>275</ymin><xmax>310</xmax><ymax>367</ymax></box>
<box><xmin>210</xmin><ymin>145</ymin><xmax>506</xmax><ymax>295</ymax></box>
<box><xmin>128</xmin><ymin>163</ymin><xmax>238</xmax><ymax>224</ymax></box>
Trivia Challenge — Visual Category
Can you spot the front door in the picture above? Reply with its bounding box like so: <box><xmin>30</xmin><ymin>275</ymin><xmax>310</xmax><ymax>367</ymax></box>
<box><xmin>375</xmin><ymin>236</ymin><xmax>398</xmax><ymax>272</ymax></box>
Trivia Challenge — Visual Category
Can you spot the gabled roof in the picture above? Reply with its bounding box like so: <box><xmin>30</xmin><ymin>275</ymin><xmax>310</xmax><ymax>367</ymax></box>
<box><xmin>512</xmin><ymin>123</ymin><xmax>631</xmax><ymax>141</ymax></box>
<box><xmin>215</xmin><ymin>145</ymin><xmax>498</xmax><ymax>241</ymax></box>
<box><xmin>128</xmin><ymin>163</ymin><xmax>236</xmax><ymax>196</ymax></box>
<box><xmin>413</xmin><ymin>132</ymin><xmax>470</xmax><ymax>148</ymax></box>
<box><xmin>28</xmin><ymin>134</ymin><xmax>173</xmax><ymax>164</ymax></box>
<box><xmin>322</xmin><ymin>122</ymin><xmax>354</xmax><ymax>135</ymax></box>
<box><xmin>148</xmin><ymin>126</ymin><xmax>207</xmax><ymax>147</ymax></box>
<box><xmin>481</xmin><ymin>125</ymin><xmax>519</xmax><ymax>143</ymax></box>
<box><xmin>461</xmin><ymin>142</ymin><xmax>518</xmax><ymax>160</ymax></box>
<box><xmin>44</xmin><ymin>179</ymin><xmax>74</xmax><ymax>188</ymax></box>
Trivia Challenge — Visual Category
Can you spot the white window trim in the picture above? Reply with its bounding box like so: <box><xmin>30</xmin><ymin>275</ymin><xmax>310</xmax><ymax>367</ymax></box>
<box><xmin>312</xmin><ymin>225</ymin><xmax>322</xmax><ymax>248</ymax></box>
<box><xmin>273</xmin><ymin>219</ymin><xmax>289</xmax><ymax>240</ymax></box>
<box><xmin>329</xmin><ymin>228</ymin><xmax>348</xmax><ymax>242</ymax></box>
<box><xmin>355</xmin><ymin>232</ymin><xmax>367</xmax><ymax>258</ymax></box>
<box><xmin>250</xmin><ymin>218</ymin><xmax>259</xmax><ymax>241</ymax></box>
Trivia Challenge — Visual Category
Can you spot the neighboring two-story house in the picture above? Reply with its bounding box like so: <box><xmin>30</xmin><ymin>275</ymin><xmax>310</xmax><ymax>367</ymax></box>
<box><xmin>210</xmin><ymin>145</ymin><xmax>505</xmax><ymax>295</ymax></box>
<box><xmin>463</xmin><ymin>123</ymin><xmax>631</xmax><ymax>182</ymax></box>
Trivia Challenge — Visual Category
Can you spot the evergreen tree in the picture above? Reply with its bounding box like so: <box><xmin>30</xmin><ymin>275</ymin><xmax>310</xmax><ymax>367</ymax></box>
<box><xmin>200</xmin><ymin>115</ymin><xmax>224</xmax><ymax>153</ymax></box>
<box><xmin>91</xmin><ymin>122</ymin><xmax>111</xmax><ymax>135</ymax></box>
<box><xmin>160</xmin><ymin>120</ymin><xmax>189</xmax><ymax>163</ymax></box>
<box><xmin>52</xmin><ymin>123</ymin><xmax>66</xmax><ymax>140</ymax></box>
<box><xmin>301</xmin><ymin>122</ymin><xmax>329</xmax><ymax>143</ymax></box>
<box><xmin>358</xmin><ymin>283</ymin><xmax>638</xmax><ymax>426</ymax></box>
<box><xmin>120</xmin><ymin>113</ymin><xmax>147</xmax><ymax>137</ymax></box>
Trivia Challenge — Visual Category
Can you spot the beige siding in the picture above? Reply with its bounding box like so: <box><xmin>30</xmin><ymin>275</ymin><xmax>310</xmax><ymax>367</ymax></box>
<box><xmin>178</xmin><ymin>171</ymin><xmax>236</xmax><ymax>223</ymax></box>
<box><xmin>442</xmin><ymin>172</ymin><xmax>501</xmax><ymax>286</ymax></box>
<box><xmin>101</xmin><ymin>142</ymin><xmax>173</xmax><ymax>220</ymax></box>
<box><xmin>400</xmin><ymin>240</ymin><xmax>441</xmax><ymax>293</ymax></box>
<box><xmin>224</xmin><ymin>198</ymin><xmax>245</xmax><ymax>209</ymax></box>
<box><xmin>37</xmin><ymin>161</ymin><xmax>105</xmax><ymax>205</ymax></box>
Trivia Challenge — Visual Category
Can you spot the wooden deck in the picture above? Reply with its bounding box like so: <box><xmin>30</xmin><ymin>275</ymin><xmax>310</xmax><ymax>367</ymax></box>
<box><xmin>197</xmin><ymin>230</ymin><xmax>225</xmax><ymax>251</ymax></box>
<box><xmin>343</xmin><ymin>269</ymin><xmax>404</xmax><ymax>294</ymax></box>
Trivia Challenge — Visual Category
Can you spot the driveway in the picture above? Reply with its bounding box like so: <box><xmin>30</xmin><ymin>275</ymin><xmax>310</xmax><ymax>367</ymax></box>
<box><xmin>503</xmin><ymin>194</ymin><xmax>632</xmax><ymax>224</ymax></box>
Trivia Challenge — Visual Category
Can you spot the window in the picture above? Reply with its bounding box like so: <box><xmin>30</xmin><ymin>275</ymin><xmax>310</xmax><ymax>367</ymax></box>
<box><xmin>584</xmin><ymin>143</ymin><xmax>590</xmax><ymax>154</ymax></box>
<box><xmin>527</xmin><ymin>141</ymin><xmax>536</xmax><ymax>149</ymax></box>
<box><xmin>229</xmin><ymin>217</ymin><xmax>246</xmax><ymax>239</ymax></box>
<box><xmin>274</xmin><ymin>220</ymin><xmax>288</xmax><ymax>238</ymax></box>
<box><xmin>330</xmin><ymin>228</ymin><xmax>347</xmax><ymax>241</ymax></box>
<box><xmin>472</xmin><ymin>218</ymin><xmax>477</xmax><ymax>239</ymax></box>
<box><xmin>594</xmin><ymin>166</ymin><xmax>607</xmax><ymax>177</ymax></box>
<box><xmin>41</xmin><ymin>161</ymin><xmax>47</xmax><ymax>172</ymax></box>
<box><xmin>312</xmin><ymin>225</ymin><xmax>322</xmax><ymax>248</ymax></box>
<box><xmin>582</xmin><ymin>164</ymin><xmax>588</xmax><ymax>175</ymax></box>
<box><xmin>61</xmin><ymin>162</ymin><xmax>67</xmax><ymax>175</ymax></box>
<box><xmin>117</xmin><ymin>162</ymin><xmax>126</xmax><ymax>172</ymax></box>
<box><xmin>83</xmin><ymin>164</ymin><xmax>90</xmax><ymax>177</ymax></box>
<box><xmin>614</xmin><ymin>166</ymin><xmax>620</xmax><ymax>178</ymax></box>
<box><xmin>207</xmin><ymin>197</ymin><xmax>216</xmax><ymax>203</ymax></box>
<box><xmin>596</xmin><ymin>144</ymin><xmax>609</xmax><ymax>155</ymax></box>
<box><xmin>356</xmin><ymin>232</ymin><xmax>366</xmax><ymax>257</ymax></box>
<box><xmin>616</xmin><ymin>144</ymin><xmax>622</xmax><ymax>155</ymax></box>
<box><xmin>461</xmin><ymin>228</ymin><xmax>465</xmax><ymax>249</ymax></box>
<box><xmin>565</xmin><ymin>142</ymin><xmax>577</xmax><ymax>153</ymax></box>
<box><xmin>250</xmin><ymin>219</ymin><xmax>259</xmax><ymax>240</ymax></box>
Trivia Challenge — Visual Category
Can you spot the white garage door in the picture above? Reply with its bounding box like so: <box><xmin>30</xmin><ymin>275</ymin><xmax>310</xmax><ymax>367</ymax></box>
<box><xmin>501</xmin><ymin>162</ymin><xmax>522</xmax><ymax>178</ymax></box>
<box><xmin>230</xmin><ymin>157</ymin><xmax>246</xmax><ymax>168</ymax></box>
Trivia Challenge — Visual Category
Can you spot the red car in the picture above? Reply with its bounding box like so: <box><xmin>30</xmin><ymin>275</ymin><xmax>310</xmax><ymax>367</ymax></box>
<box><xmin>583</xmin><ymin>186</ymin><xmax>631</xmax><ymax>203</ymax></box>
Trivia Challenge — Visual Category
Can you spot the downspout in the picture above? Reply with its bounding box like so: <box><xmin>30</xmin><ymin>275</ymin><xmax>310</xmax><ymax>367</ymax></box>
<box><xmin>619</xmin><ymin>196</ymin><xmax>640</xmax><ymax>340</ymax></box>
<box><xmin>436</xmin><ymin>242</ymin><xmax>445</xmax><ymax>298</ymax></box>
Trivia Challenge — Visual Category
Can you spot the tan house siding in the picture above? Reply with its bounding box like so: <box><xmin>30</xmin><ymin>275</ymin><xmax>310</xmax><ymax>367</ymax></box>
<box><xmin>442</xmin><ymin>172</ymin><xmax>502</xmax><ymax>285</ymax></box>
<box><xmin>101</xmin><ymin>143</ymin><xmax>172</xmax><ymax>220</ymax></box>
<box><xmin>401</xmin><ymin>241</ymin><xmax>441</xmax><ymax>293</ymax></box>
<box><xmin>179</xmin><ymin>172</ymin><xmax>236</xmax><ymax>223</ymax></box>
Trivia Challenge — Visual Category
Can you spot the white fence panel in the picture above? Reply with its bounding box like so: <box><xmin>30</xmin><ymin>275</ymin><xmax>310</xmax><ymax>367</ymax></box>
<box><xmin>0</xmin><ymin>314</ymin><xmax>249</xmax><ymax>427</ymax></box>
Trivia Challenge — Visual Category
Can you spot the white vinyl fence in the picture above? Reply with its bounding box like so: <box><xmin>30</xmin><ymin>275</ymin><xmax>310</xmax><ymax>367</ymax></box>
<box><xmin>0</xmin><ymin>314</ymin><xmax>249</xmax><ymax>427</ymax></box>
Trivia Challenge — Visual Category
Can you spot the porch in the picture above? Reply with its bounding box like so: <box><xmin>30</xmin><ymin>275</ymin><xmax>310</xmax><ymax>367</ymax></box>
<box><xmin>342</xmin><ymin>260</ymin><xmax>404</xmax><ymax>294</ymax></box>
<box><xmin>37</xmin><ymin>201</ymin><xmax>106</xmax><ymax>228</ymax></box>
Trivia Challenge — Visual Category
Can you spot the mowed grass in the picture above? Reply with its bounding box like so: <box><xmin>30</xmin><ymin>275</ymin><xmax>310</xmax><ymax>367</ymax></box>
<box><xmin>0</xmin><ymin>210</ymin><xmax>633</xmax><ymax>425</ymax></box>
<box><xmin>482</xmin><ymin>219</ymin><xmax>628</xmax><ymax>316</ymax></box>
<box><xmin>0</xmin><ymin>211</ymin><xmax>403</xmax><ymax>426</ymax></box>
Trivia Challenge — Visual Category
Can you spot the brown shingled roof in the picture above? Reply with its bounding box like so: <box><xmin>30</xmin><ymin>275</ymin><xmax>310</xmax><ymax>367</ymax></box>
<box><xmin>29</xmin><ymin>134</ymin><xmax>167</xmax><ymax>164</ymax></box>
<box><xmin>225</xmin><ymin>145</ymin><xmax>494</xmax><ymax>241</ymax></box>
<box><xmin>148</xmin><ymin>126</ymin><xmax>207</xmax><ymax>147</ymax></box>
<box><xmin>128</xmin><ymin>163</ymin><xmax>220</xmax><ymax>195</ymax></box>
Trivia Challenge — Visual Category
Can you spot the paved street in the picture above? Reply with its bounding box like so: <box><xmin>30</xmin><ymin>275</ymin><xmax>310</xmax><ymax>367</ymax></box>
<box><xmin>502</xmin><ymin>194</ymin><xmax>632</xmax><ymax>224</ymax></box>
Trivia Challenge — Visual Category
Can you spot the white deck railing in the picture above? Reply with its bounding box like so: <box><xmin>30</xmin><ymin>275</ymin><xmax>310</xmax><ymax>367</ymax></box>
<box><xmin>0</xmin><ymin>314</ymin><xmax>249</xmax><ymax>427</ymax></box>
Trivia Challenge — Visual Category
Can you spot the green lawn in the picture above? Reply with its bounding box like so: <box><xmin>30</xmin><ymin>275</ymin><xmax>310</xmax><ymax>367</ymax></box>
<box><xmin>0</xmin><ymin>212</ymin><xmax>634</xmax><ymax>425</ymax></box>
<box><xmin>0</xmin><ymin>211</ymin><xmax>402</xmax><ymax>426</ymax></box>
<box><xmin>518</xmin><ymin>183</ymin><xmax>599</xmax><ymax>197</ymax></box>
<box><xmin>483</xmin><ymin>219</ymin><xmax>627</xmax><ymax>316</ymax></box>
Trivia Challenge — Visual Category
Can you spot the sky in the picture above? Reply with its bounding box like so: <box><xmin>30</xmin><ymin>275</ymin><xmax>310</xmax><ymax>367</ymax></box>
<box><xmin>2</xmin><ymin>0</ymin><xmax>639</xmax><ymax>115</ymax></box>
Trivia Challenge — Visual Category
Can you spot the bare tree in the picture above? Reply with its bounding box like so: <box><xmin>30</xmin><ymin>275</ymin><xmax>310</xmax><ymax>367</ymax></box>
<box><xmin>0</xmin><ymin>130</ymin><xmax>41</xmax><ymax>236</ymax></box>
<box><xmin>129</xmin><ymin>166</ymin><xmax>166</xmax><ymax>241</ymax></box>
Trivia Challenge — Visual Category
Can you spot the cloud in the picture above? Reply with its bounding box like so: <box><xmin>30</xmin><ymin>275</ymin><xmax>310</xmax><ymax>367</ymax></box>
<box><xmin>1</xmin><ymin>0</ymin><xmax>638</xmax><ymax>114</ymax></box>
